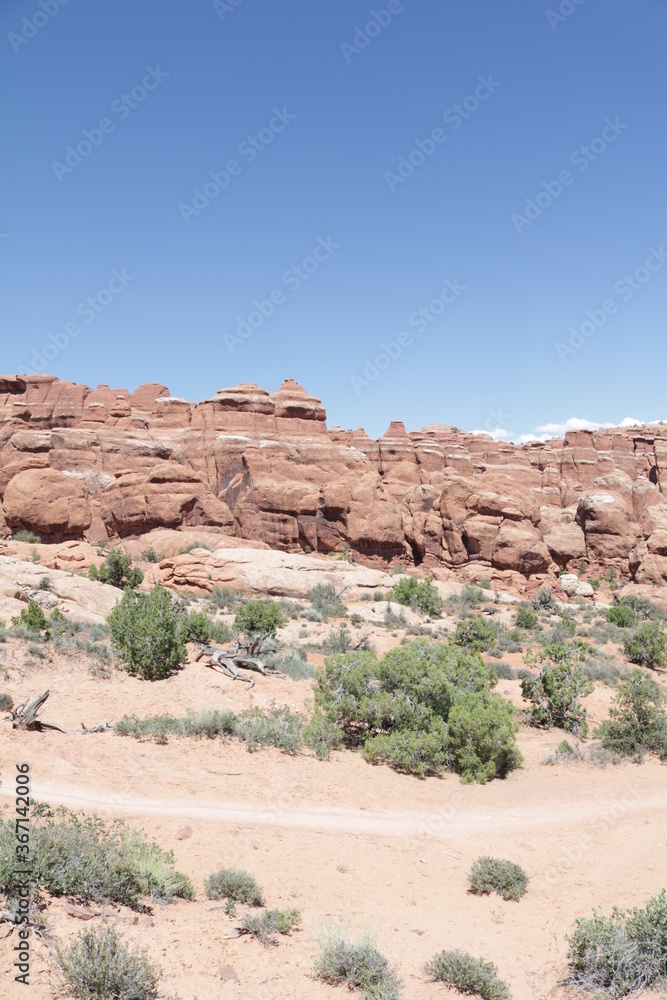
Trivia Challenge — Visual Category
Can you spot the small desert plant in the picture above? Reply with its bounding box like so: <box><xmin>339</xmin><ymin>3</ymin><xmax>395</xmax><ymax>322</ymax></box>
<box><xmin>11</xmin><ymin>601</ymin><xmax>51</xmax><ymax>639</ymax></box>
<box><xmin>240</xmin><ymin>908</ymin><xmax>301</xmax><ymax>946</ymax></box>
<box><xmin>0</xmin><ymin>692</ymin><xmax>13</xmax><ymax>710</ymax></box>
<box><xmin>493</xmin><ymin>663</ymin><xmax>516</xmax><ymax>680</ymax></box>
<box><xmin>37</xmin><ymin>575</ymin><xmax>51</xmax><ymax>590</ymax></box>
<box><xmin>532</xmin><ymin>585</ymin><xmax>555</xmax><ymax>610</ymax></box>
<box><xmin>204</xmin><ymin>867</ymin><xmax>264</xmax><ymax>905</ymax></box>
<box><xmin>178</xmin><ymin>540</ymin><xmax>213</xmax><ymax>554</ymax></box>
<box><xmin>596</xmin><ymin>669</ymin><xmax>667</xmax><ymax>760</ymax></box>
<box><xmin>424</xmin><ymin>950</ymin><xmax>509</xmax><ymax>1000</ymax></box>
<box><xmin>307</xmin><ymin>583</ymin><xmax>346</xmax><ymax>620</ymax></box>
<box><xmin>315</xmin><ymin>928</ymin><xmax>402</xmax><ymax>999</ymax></box>
<box><xmin>108</xmin><ymin>586</ymin><xmax>186</xmax><ymax>680</ymax></box>
<box><xmin>321</xmin><ymin>623</ymin><xmax>353</xmax><ymax>654</ymax></box>
<box><xmin>12</xmin><ymin>529</ymin><xmax>41</xmax><ymax>543</ymax></box>
<box><xmin>515</xmin><ymin>604</ymin><xmax>538</xmax><ymax>629</ymax></box>
<box><xmin>606</xmin><ymin>605</ymin><xmax>638</xmax><ymax>628</ymax></box>
<box><xmin>618</xmin><ymin>594</ymin><xmax>663</xmax><ymax>622</ymax></box>
<box><xmin>446</xmin><ymin>584</ymin><xmax>487</xmax><ymax>615</ymax></box>
<box><xmin>139</xmin><ymin>546</ymin><xmax>164</xmax><ymax>564</ymax></box>
<box><xmin>623</xmin><ymin>621</ymin><xmax>667</xmax><ymax>669</ymax></box>
<box><xmin>567</xmin><ymin>889</ymin><xmax>667</xmax><ymax>997</ymax></box>
<box><xmin>115</xmin><ymin>709</ymin><xmax>236</xmax><ymax>744</ymax></box>
<box><xmin>468</xmin><ymin>856</ymin><xmax>528</xmax><ymax>901</ymax></box>
<box><xmin>582</xmin><ymin>652</ymin><xmax>625</xmax><ymax>687</ymax></box>
<box><xmin>234</xmin><ymin>705</ymin><xmax>304</xmax><ymax>754</ymax></box>
<box><xmin>89</xmin><ymin>550</ymin><xmax>143</xmax><ymax>590</ymax></box>
<box><xmin>0</xmin><ymin>807</ymin><xmax>192</xmax><ymax>907</ymax></box>
<box><xmin>390</xmin><ymin>576</ymin><xmax>443</xmax><ymax>617</ymax></box>
<box><xmin>209</xmin><ymin>585</ymin><xmax>243</xmax><ymax>610</ymax></box>
<box><xmin>264</xmin><ymin>647</ymin><xmax>314</xmax><ymax>680</ymax></box>
<box><xmin>54</xmin><ymin>925</ymin><xmax>160</xmax><ymax>1000</ymax></box>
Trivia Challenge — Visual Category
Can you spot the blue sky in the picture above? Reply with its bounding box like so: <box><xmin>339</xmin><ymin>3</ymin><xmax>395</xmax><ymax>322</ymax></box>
<box><xmin>1</xmin><ymin>0</ymin><xmax>665</xmax><ymax>441</ymax></box>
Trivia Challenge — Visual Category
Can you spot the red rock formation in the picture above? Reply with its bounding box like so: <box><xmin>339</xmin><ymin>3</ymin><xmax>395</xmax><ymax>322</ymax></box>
<box><xmin>1</xmin><ymin>373</ymin><xmax>665</xmax><ymax>586</ymax></box>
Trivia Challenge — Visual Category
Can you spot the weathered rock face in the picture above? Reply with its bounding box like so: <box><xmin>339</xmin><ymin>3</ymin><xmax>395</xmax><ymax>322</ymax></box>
<box><xmin>1</xmin><ymin>373</ymin><xmax>665</xmax><ymax>586</ymax></box>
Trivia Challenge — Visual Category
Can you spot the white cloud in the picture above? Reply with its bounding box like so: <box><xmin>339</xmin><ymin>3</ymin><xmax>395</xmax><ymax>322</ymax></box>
<box><xmin>489</xmin><ymin>416</ymin><xmax>655</xmax><ymax>445</ymax></box>
<box><xmin>471</xmin><ymin>427</ymin><xmax>511</xmax><ymax>441</ymax></box>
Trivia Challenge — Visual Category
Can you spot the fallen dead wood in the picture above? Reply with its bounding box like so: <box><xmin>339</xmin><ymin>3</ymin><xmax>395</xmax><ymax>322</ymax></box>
<box><xmin>195</xmin><ymin>640</ymin><xmax>286</xmax><ymax>687</ymax></box>
<box><xmin>6</xmin><ymin>690</ymin><xmax>112</xmax><ymax>734</ymax></box>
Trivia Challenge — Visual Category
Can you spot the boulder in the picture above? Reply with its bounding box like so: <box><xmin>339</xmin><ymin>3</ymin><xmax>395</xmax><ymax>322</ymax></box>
<box><xmin>3</xmin><ymin>468</ymin><xmax>91</xmax><ymax>539</ymax></box>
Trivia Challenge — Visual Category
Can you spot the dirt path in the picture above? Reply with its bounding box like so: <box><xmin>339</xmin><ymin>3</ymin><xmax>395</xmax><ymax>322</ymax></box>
<box><xmin>2</xmin><ymin>781</ymin><xmax>665</xmax><ymax>838</ymax></box>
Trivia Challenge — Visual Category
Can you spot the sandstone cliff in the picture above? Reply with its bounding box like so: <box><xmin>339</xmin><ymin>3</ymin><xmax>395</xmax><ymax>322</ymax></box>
<box><xmin>1</xmin><ymin>373</ymin><xmax>665</xmax><ymax>589</ymax></box>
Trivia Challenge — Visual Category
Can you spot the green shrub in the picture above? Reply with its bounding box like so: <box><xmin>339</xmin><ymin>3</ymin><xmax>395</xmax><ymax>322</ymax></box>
<box><xmin>389</xmin><ymin>576</ymin><xmax>443</xmax><ymax>617</ymax></box>
<box><xmin>0</xmin><ymin>806</ymin><xmax>193</xmax><ymax>907</ymax></box>
<box><xmin>606</xmin><ymin>605</ymin><xmax>638</xmax><ymax>628</ymax></box>
<box><xmin>623</xmin><ymin>621</ymin><xmax>667</xmax><ymax>669</ymax></box>
<box><xmin>447</xmin><ymin>692</ymin><xmax>522</xmax><ymax>784</ymax></box>
<box><xmin>234</xmin><ymin>600</ymin><xmax>285</xmax><ymax>638</ymax></box>
<box><xmin>618</xmin><ymin>594</ymin><xmax>663</xmax><ymax>622</ymax></box>
<box><xmin>362</xmin><ymin>719</ymin><xmax>450</xmax><ymax>775</ymax></box>
<box><xmin>37</xmin><ymin>575</ymin><xmax>51</xmax><ymax>590</ymax></box>
<box><xmin>521</xmin><ymin>644</ymin><xmax>594</xmax><ymax>735</ymax></box>
<box><xmin>0</xmin><ymin>692</ymin><xmax>13</xmax><ymax>710</ymax></box>
<box><xmin>108</xmin><ymin>586</ymin><xmax>186</xmax><ymax>680</ymax></box>
<box><xmin>89</xmin><ymin>550</ymin><xmax>143</xmax><ymax>590</ymax></box>
<box><xmin>596</xmin><ymin>669</ymin><xmax>667</xmax><ymax>760</ymax></box>
<box><xmin>11</xmin><ymin>601</ymin><xmax>51</xmax><ymax>639</ymax></box>
<box><xmin>54</xmin><ymin>926</ymin><xmax>160</xmax><ymax>1000</ymax></box>
<box><xmin>303</xmin><ymin>713</ymin><xmax>344</xmax><ymax>759</ymax></box>
<box><xmin>567</xmin><ymin>890</ymin><xmax>667</xmax><ymax>997</ymax></box>
<box><xmin>468</xmin><ymin>856</ymin><xmax>528</xmax><ymax>901</ymax></box>
<box><xmin>307</xmin><ymin>583</ymin><xmax>346</xmax><ymax>620</ymax></box>
<box><xmin>315</xmin><ymin>929</ymin><xmax>402</xmax><ymax>999</ymax></box>
<box><xmin>178</xmin><ymin>610</ymin><xmax>230</xmax><ymax>644</ymax></box>
<box><xmin>240</xmin><ymin>908</ymin><xmax>301</xmax><ymax>946</ymax></box>
<box><xmin>12</xmin><ymin>529</ymin><xmax>41</xmax><ymax>543</ymax></box>
<box><xmin>139</xmin><ymin>546</ymin><xmax>164</xmax><ymax>564</ymax></box>
<box><xmin>493</xmin><ymin>663</ymin><xmax>516</xmax><ymax>680</ymax></box>
<box><xmin>204</xmin><ymin>868</ymin><xmax>264</xmax><ymax>905</ymax></box>
<box><xmin>309</xmin><ymin>641</ymin><xmax>520</xmax><ymax>782</ymax></box>
<box><xmin>424</xmin><ymin>950</ymin><xmax>509</xmax><ymax>1000</ymax></box>
<box><xmin>453</xmin><ymin>617</ymin><xmax>496</xmax><ymax>653</ymax></box>
<box><xmin>515</xmin><ymin>604</ymin><xmax>538</xmax><ymax>629</ymax></box>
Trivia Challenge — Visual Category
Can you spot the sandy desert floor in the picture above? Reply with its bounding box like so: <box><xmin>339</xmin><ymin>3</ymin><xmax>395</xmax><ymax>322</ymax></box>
<box><xmin>0</xmin><ymin>628</ymin><xmax>665</xmax><ymax>1000</ymax></box>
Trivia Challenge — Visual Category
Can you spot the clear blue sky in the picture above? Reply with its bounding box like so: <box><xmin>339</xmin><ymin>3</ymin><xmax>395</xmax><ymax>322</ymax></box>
<box><xmin>1</xmin><ymin>0</ymin><xmax>665</xmax><ymax>441</ymax></box>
